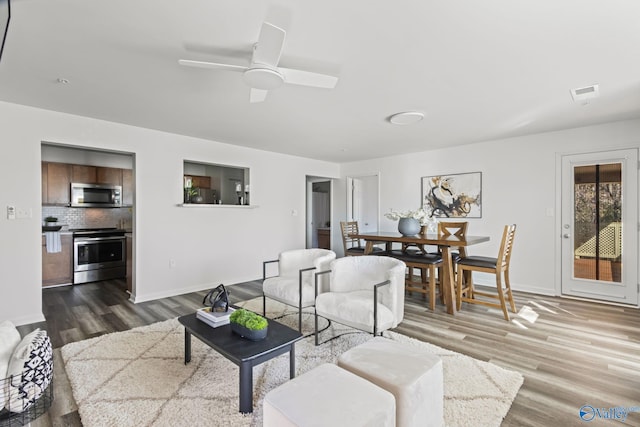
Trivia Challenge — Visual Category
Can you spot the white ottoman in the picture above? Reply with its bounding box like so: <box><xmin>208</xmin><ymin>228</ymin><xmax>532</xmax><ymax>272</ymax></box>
<box><xmin>263</xmin><ymin>363</ymin><xmax>396</xmax><ymax>427</ymax></box>
<box><xmin>338</xmin><ymin>337</ymin><xmax>443</xmax><ymax>427</ymax></box>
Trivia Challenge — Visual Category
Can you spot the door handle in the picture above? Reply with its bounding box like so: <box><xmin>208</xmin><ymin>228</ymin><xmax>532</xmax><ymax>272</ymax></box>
<box><xmin>563</xmin><ymin>233</ymin><xmax>571</xmax><ymax>238</ymax></box>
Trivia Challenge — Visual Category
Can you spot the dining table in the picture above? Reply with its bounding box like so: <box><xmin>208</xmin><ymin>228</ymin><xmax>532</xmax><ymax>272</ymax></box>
<box><xmin>351</xmin><ymin>231</ymin><xmax>490</xmax><ymax>314</ymax></box>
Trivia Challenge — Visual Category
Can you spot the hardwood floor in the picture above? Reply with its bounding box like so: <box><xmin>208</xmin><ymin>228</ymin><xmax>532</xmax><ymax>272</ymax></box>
<box><xmin>18</xmin><ymin>279</ymin><xmax>640</xmax><ymax>426</ymax></box>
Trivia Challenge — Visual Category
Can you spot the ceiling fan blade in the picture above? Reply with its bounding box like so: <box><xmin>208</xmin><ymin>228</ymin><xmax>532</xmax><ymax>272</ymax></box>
<box><xmin>249</xmin><ymin>89</ymin><xmax>269</xmax><ymax>103</ymax></box>
<box><xmin>178</xmin><ymin>59</ymin><xmax>247</xmax><ymax>72</ymax></box>
<box><xmin>252</xmin><ymin>22</ymin><xmax>286</xmax><ymax>67</ymax></box>
<box><xmin>279</xmin><ymin>67</ymin><xmax>338</xmax><ymax>89</ymax></box>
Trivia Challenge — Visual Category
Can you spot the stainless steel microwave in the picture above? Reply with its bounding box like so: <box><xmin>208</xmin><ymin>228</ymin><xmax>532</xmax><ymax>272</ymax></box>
<box><xmin>71</xmin><ymin>183</ymin><xmax>122</xmax><ymax>207</ymax></box>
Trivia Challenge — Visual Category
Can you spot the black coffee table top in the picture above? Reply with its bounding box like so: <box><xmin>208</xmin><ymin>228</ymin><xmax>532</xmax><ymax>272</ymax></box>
<box><xmin>178</xmin><ymin>312</ymin><xmax>303</xmax><ymax>362</ymax></box>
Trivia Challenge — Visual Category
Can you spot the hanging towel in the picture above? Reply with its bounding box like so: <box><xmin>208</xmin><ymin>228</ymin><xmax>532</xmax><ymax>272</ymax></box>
<box><xmin>45</xmin><ymin>231</ymin><xmax>62</xmax><ymax>253</ymax></box>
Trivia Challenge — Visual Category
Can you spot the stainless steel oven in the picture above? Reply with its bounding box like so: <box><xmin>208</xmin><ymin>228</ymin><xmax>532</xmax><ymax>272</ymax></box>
<box><xmin>72</xmin><ymin>228</ymin><xmax>126</xmax><ymax>284</ymax></box>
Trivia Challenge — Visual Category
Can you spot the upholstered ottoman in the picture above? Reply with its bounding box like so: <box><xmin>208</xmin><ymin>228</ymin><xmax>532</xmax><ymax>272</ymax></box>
<box><xmin>263</xmin><ymin>363</ymin><xmax>396</xmax><ymax>427</ymax></box>
<box><xmin>338</xmin><ymin>337</ymin><xmax>443</xmax><ymax>427</ymax></box>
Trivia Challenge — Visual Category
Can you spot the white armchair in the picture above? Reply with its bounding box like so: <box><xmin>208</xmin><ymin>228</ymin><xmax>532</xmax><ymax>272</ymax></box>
<box><xmin>314</xmin><ymin>256</ymin><xmax>406</xmax><ymax>345</ymax></box>
<box><xmin>262</xmin><ymin>248</ymin><xmax>337</xmax><ymax>332</ymax></box>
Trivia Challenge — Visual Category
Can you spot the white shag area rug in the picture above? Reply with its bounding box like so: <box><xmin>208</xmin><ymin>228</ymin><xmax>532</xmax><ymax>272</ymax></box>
<box><xmin>61</xmin><ymin>299</ymin><xmax>523</xmax><ymax>427</ymax></box>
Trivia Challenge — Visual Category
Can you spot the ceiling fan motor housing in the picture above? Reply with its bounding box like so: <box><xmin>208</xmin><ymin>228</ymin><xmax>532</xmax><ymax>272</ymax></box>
<box><xmin>243</xmin><ymin>67</ymin><xmax>284</xmax><ymax>90</ymax></box>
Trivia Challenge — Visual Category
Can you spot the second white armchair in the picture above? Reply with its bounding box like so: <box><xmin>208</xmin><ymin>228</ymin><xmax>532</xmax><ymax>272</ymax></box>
<box><xmin>314</xmin><ymin>255</ymin><xmax>406</xmax><ymax>345</ymax></box>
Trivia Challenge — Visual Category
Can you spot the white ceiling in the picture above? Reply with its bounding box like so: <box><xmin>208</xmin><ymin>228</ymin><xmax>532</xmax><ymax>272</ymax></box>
<box><xmin>1</xmin><ymin>0</ymin><xmax>639</xmax><ymax>163</ymax></box>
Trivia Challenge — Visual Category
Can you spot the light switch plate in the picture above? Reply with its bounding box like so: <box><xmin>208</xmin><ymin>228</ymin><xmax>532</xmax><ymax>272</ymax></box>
<box><xmin>7</xmin><ymin>205</ymin><xmax>15</xmax><ymax>220</ymax></box>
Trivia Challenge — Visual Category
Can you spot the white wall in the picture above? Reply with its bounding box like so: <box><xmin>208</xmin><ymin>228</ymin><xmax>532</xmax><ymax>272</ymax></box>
<box><xmin>0</xmin><ymin>101</ymin><xmax>339</xmax><ymax>325</ymax></box>
<box><xmin>3</xmin><ymin>99</ymin><xmax>638</xmax><ymax>326</ymax></box>
<box><xmin>339</xmin><ymin>119</ymin><xmax>640</xmax><ymax>296</ymax></box>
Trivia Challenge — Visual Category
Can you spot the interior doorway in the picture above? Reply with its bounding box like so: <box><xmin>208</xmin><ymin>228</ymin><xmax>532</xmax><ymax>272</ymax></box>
<box><xmin>306</xmin><ymin>176</ymin><xmax>332</xmax><ymax>249</ymax></box>
<box><xmin>560</xmin><ymin>148</ymin><xmax>638</xmax><ymax>305</ymax></box>
<box><xmin>346</xmin><ymin>174</ymin><xmax>379</xmax><ymax>233</ymax></box>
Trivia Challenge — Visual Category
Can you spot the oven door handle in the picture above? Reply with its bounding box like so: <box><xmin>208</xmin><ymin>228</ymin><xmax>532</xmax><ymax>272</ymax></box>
<box><xmin>74</xmin><ymin>236</ymin><xmax>125</xmax><ymax>243</ymax></box>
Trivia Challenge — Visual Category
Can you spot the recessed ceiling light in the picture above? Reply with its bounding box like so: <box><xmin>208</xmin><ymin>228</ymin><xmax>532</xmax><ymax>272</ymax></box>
<box><xmin>388</xmin><ymin>111</ymin><xmax>424</xmax><ymax>125</ymax></box>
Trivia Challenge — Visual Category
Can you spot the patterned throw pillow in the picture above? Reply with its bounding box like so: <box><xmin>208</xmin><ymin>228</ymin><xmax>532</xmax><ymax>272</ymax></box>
<box><xmin>4</xmin><ymin>329</ymin><xmax>53</xmax><ymax>413</ymax></box>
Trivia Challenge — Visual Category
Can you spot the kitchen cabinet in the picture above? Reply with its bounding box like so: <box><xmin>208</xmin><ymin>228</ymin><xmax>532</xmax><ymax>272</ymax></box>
<box><xmin>317</xmin><ymin>228</ymin><xmax>331</xmax><ymax>250</ymax></box>
<box><xmin>42</xmin><ymin>234</ymin><xmax>73</xmax><ymax>287</ymax></box>
<box><xmin>43</xmin><ymin>162</ymin><xmax>132</xmax><ymax>206</ymax></box>
<box><xmin>122</xmin><ymin>169</ymin><xmax>134</xmax><ymax>205</ymax></box>
<box><xmin>41</xmin><ymin>162</ymin><xmax>48</xmax><ymax>203</ymax></box>
<box><xmin>126</xmin><ymin>233</ymin><xmax>133</xmax><ymax>293</ymax></box>
<box><xmin>43</xmin><ymin>162</ymin><xmax>71</xmax><ymax>205</ymax></box>
<box><xmin>97</xmin><ymin>167</ymin><xmax>122</xmax><ymax>186</ymax></box>
<box><xmin>185</xmin><ymin>175</ymin><xmax>211</xmax><ymax>189</ymax></box>
<box><xmin>72</xmin><ymin>165</ymin><xmax>122</xmax><ymax>185</ymax></box>
<box><xmin>72</xmin><ymin>165</ymin><xmax>97</xmax><ymax>183</ymax></box>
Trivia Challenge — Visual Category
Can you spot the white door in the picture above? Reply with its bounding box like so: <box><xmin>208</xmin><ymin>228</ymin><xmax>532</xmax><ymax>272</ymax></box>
<box><xmin>347</xmin><ymin>174</ymin><xmax>379</xmax><ymax>233</ymax></box>
<box><xmin>561</xmin><ymin>149</ymin><xmax>638</xmax><ymax>305</ymax></box>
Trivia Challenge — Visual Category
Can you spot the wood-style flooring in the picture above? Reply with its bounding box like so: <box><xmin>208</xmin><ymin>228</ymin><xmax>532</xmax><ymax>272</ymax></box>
<box><xmin>17</xmin><ymin>279</ymin><xmax>640</xmax><ymax>427</ymax></box>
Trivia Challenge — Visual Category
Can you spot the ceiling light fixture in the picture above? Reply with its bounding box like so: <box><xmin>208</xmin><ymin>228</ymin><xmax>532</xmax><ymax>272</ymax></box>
<box><xmin>56</xmin><ymin>78</ymin><xmax>69</xmax><ymax>84</ymax></box>
<box><xmin>388</xmin><ymin>111</ymin><xmax>424</xmax><ymax>125</ymax></box>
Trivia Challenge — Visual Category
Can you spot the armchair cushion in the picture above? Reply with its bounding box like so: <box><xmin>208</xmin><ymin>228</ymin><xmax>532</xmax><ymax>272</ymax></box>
<box><xmin>316</xmin><ymin>290</ymin><xmax>395</xmax><ymax>333</ymax></box>
<box><xmin>263</xmin><ymin>276</ymin><xmax>316</xmax><ymax>308</ymax></box>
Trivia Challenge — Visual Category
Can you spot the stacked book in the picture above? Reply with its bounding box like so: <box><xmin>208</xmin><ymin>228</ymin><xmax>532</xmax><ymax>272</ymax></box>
<box><xmin>196</xmin><ymin>306</ymin><xmax>235</xmax><ymax>328</ymax></box>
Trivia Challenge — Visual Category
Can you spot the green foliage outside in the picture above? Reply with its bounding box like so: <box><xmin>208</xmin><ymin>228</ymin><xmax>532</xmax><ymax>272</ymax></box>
<box><xmin>230</xmin><ymin>309</ymin><xmax>268</xmax><ymax>331</ymax></box>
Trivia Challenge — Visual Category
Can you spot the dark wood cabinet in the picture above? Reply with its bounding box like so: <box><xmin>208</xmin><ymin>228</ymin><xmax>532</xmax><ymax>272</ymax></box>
<box><xmin>72</xmin><ymin>165</ymin><xmax>123</xmax><ymax>185</ymax></box>
<box><xmin>41</xmin><ymin>162</ymin><xmax>48</xmax><ymax>203</ymax></box>
<box><xmin>43</xmin><ymin>162</ymin><xmax>133</xmax><ymax>205</ymax></box>
<box><xmin>122</xmin><ymin>169</ymin><xmax>134</xmax><ymax>205</ymax></box>
<box><xmin>43</xmin><ymin>162</ymin><xmax>71</xmax><ymax>205</ymax></box>
<box><xmin>42</xmin><ymin>234</ymin><xmax>73</xmax><ymax>286</ymax></box>
<box><xmin>126</xmin><ymin>234</ymin><xmax>133</xmax><ymax>293</ymax></box>
<box><xmin>97</xmin><ymin>167</ymin><xmax>122</xmax><ymax>186</ymax></box>
<box><xmin>318</xmin><ymin>228</ymin><xmax>331</xmax><ymax>249</ymax></box>
<box><xmin>185</xmin><ymin>175</ymin><xmax>211</xmax><ymax>189</ymax></box>
<box><xmin>72</xmin><ymin>165</ymin><xmax>97</xmax><ymax>183</ymax></box>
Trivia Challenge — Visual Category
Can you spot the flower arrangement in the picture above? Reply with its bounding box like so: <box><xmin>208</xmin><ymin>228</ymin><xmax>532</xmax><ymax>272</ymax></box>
<box><xmin>384</xmin><ymin>208</ymin><xmax>427</xmax><ymax>222</ymax></box>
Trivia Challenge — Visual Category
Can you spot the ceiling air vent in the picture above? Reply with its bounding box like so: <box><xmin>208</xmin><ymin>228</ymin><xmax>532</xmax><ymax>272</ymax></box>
<box><xmin>570</xmin><ymin>84</ymin><xmax>599</xmax><ymax>103</ymax></box>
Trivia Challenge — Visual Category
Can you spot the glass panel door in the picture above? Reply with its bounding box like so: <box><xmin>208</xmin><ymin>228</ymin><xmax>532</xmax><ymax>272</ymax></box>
<box><xmin>573</xmin><ymin>163</ymin><xmax>622</xmax><ymax>282</ymax></box>
<box><xmin>561</xmin><ymin>149</ymin><xmax>638</xmax><ymax>305</ymax></box>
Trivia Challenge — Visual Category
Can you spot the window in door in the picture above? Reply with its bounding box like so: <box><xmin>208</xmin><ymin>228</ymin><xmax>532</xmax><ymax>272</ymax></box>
<box><xmin>573</xmin><ymin>163</ymin><xmax>622</xmax><ymax>282</ymax></box>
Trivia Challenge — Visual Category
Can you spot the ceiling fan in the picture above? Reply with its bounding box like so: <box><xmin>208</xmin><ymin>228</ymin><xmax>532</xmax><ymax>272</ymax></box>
<box><xmin>179</xmin><ymin>22</ymin><xmax>338</xmax><ymax>103</ymax></box>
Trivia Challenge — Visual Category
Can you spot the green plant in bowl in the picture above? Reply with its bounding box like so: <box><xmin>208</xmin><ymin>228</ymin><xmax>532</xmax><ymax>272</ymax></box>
<box><xmin>229</xmin><ymin>309</ymin><xmax>268</xmax><ymax>340</ymax></box>
<box><xmin>230</xmin><ymin>309</ymin><xmax>268</xmax><ymax>330</ymax></box>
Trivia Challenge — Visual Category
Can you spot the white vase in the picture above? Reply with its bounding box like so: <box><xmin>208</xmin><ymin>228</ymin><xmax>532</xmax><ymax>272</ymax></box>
<box><xmin>398</xmin><ymin>218</ymin><xmax>421</xmax><ymax>236</ymax></box>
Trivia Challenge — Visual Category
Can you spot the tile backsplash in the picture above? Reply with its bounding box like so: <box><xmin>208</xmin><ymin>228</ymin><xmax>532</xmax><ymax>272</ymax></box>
<box><xmin>42</xmin><ymin>207</ymin><xmax>133</xmax><ymax>230</ymax></box>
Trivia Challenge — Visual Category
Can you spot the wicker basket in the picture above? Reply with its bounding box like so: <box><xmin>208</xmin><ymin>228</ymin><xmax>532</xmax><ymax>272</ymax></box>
<box><xmin>0</xmin><ymin>375</ymin><xmax>53</xmax><ymax>427</ymax></box>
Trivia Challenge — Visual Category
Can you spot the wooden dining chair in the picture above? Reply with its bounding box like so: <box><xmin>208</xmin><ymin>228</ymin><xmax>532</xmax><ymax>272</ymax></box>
<box><xmin>399</xmin><ymin>252</ymin><xmax>443</xmax><ymax>311</ymax></box>
<box><xmin>455</xmin><ymin>224</ymin><xmax>517</xmax><ymax>320</ymax></box>
<box><xmin>438</xmin><ymin>221</ymin><xmax>469</xmax><ymax>260</ymax></box>
<box><xmin>340</xmin><ymin>221</ymin><xmax>383</xmax><ymax>256</ymax></box>
<box><xmin>438</xmin><ymin>221</ymin><xmax>469</xmax><ymax>286</ymax></box>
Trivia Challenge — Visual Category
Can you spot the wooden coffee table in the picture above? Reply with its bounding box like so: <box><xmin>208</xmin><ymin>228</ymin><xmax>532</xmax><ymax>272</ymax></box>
<box><xmin>178</xmin><ymin>312</ymin><xmax>303</xmax><ymax>413</ymax></box>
